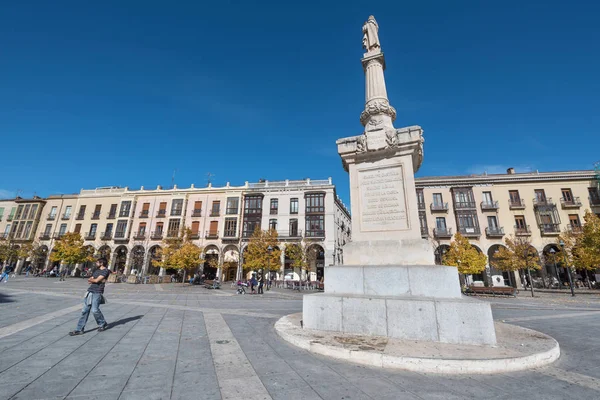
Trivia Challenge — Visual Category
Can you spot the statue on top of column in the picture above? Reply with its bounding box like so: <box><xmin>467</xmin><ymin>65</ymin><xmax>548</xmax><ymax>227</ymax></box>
<box><xmin>362</xmin><ymin>15</ymin><xmax>380</xmax><ymax>53</ymax></box>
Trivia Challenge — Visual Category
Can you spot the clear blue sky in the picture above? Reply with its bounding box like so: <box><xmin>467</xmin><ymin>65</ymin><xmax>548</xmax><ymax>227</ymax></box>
<box><xmin>1</xmin><ymin>0</ymin><xmax>599</xmax><ymax>205</ymax></box>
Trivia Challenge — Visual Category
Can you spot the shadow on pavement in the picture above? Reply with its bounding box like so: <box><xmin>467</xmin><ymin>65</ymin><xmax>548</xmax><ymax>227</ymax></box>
<box><xmin>0</xmin><ymin>291</ymin><xmax>14</xmax><ymax>304</ymax></box>
<box><xmin>106</xmin><ymin>315</ymin><xmax>143</xmax><ymax>329</ymax></box>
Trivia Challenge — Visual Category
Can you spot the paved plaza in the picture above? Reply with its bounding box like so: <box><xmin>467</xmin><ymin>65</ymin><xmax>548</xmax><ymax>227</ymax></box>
<box><xmin>0</xmin><ymin>278</ymin><xmax>599</xmax><ymax>400</ymax></box>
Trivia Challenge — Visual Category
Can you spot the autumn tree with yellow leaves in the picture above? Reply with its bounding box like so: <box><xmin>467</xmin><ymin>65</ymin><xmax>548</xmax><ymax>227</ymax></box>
<box><xmin>243</xmin><ymin>229</ymin><xmax>281</xmax><ymax>277</ymax></box>
<box><xmin>492</xmin><ymin>235</ymin><xmax>541</xmax><ymax>296</ymax></box>
<box><xmin>442</xmin><ymin>233</ymin><xmax>487</xmax><ymax>286</ymax></box>
<box><xmin>153</xmin><ymin>228</ymin><xmax>203</xmax><ymax>284</ymax></box>
<box><xmin>50</xmin><ymin>232</ymin><xmax>95</xmax><ymax>270</ymax></box>
<box><xmin>558</xmin><ymin>210</ymin><xmax>600</xmax><ymax>288</ymax></box>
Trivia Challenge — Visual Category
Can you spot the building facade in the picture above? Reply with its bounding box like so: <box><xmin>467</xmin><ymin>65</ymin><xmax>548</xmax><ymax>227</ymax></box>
<box><xmin>1</xmin><ymin>178</ymin><xmax>351</xmax><ymax>281</ymax></box>
<box><xmin>416</xmin><ymin>168</ymin><xmax>600</xmax><ymax>286</ymax></box>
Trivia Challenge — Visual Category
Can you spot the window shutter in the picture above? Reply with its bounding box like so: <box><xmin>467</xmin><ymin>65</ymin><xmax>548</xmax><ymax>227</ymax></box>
<box><xmin>142</xmin><ymin>203</ymin><xmax>150</xmax><ymax>211</ymax></box>
<box><xmin>74</xmin><ymin>224</ymin><xmax>82</xmax><ymax>233</ymax></box>
<box><xmin>209</xmin><ymin>221</ymin><xmax>218</xmax><ymax>234</ymax></box>
<box><xmin>194</xmin><ymin>201</ymin><xmax>202</xmax><ymax>210</ymax></box>
<box><xmin>191</xmin><ymin>221</ymin><xmax>200</xmax><ymax>234</ymax></box>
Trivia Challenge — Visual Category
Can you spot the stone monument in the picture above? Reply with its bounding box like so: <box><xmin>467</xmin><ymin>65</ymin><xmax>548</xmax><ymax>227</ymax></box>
<box><xmin>303</xmin><ymin>16</ymin><xmax>497</xmax><ymax>345</ymax></box>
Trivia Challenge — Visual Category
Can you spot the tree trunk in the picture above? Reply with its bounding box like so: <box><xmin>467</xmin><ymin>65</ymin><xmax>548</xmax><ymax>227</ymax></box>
<box><xmin>527</xmin><ymin>268</ymin><xmax>535</xmax><ymax>297</ymax></box>
<box><xmin>182</xmin><ymin>270</ymin><xmax>186</xmax><ymax>287</ymax></box>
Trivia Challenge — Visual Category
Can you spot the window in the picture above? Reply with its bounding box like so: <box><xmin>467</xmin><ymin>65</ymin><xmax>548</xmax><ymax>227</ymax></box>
<box><xmin>167</xmin><ymin>219</ymin><xmax>180</xmax><ymax>237</ymax></box>
<box><xmin>44</xmin><ymin>224</ymin><xmax>52</xmax><ymax>235</ymax></box>
<box><xmin>270</xmin><ymin>199</ymin><xmax>278</xmax><ymax>215</ymax></box>
<box><xmin>211</xmin><ymin>201</ymin><xmax>221</xmax><ymax>216</ymax></box>
<box><xmin>23</xmin><ymin>222</ymin><xmax>33</xmax><ymax>239</ymax></box>
<box><xmin>244</xmin><ymin>196</ymin><xmax>263</xmax><ymax>215</ymax></box>
<box><xmin>22</xmin><ymin>205</ymin><xmax>31</xmax><ymax>220</ymax></box>
<box><xmin>416</xmin><ymin>190</ymin><xmax>425</xmax><ymax>208</ymax></box>
<box><xmin>4</xmin><ymin>225</ymin><xmax>11</xmax><ymax>235</ymax></box>
<box><xmin>10</xmin><ymin>222</ymin><xmax>18</xmax><ymax>235</ymax></box>
<box><xmin>74</xmin><ymin>224</ymin><xmax>82</xmax><ymax>234</ymax></box>
<box><xmin>226</xmin><ymin>198</ymin><xmax>239</xmax><ymax>215</ymax></box>
<box><xmin>289</xmin><ymin>219</ymin><xmax>299</xmax><ymax>236</ymax></box>
<box><xmin>108</xmin><ymin>204</ymin><xmax>117</xmax><ymax>218</ymax></box>
<box><xmin>105</xmin><ymin>223</ymin><xmax>113</xmax><ymax>236</ymax></box>
<box><xmin>15</xmin><ymin>222</ymin><xmax>24</xmax><ymax>238</ymax></box>
<box><xmin>209</xmin><ymin>221</ymin><xmax>218</xmax><ymax>235</ymax></box>
<box><xmin>515</xmin><ymin>216</ymin><xmax>526</xmax><ymax>229</ymax></box>
<box><xmin>8</xmin><ymin>207</ymin><xmax>15</xmax><ymax>220</ymax></box>
<box><xmin>158</xmin><ymin>202</ymin><xmax>167</xmax><ymax>217</ymax></box>
<box><xmin>171</xmin><ymin>199</ymin><xmax>183</xmax><ymax>216</ymax></box>
<box><xmin>76</xmin><ymin>205</ymin><xmax>86</xmax><ymax>219</ymax></box>
<box><xmin>138</xmin><ymin>222</ymin><xmax>147</xmax><ymax>234</ymax></box>
<box><xmin>487</xmin><ymin>216</ymin><xmax>499</xmax><ymax>229</ymax></box>
<box><xmin>89</xmin><ymin>224</ymin><xmax>98</xmax><ymax>236</ymax></box>
<box><xmin>457</xmin><ymin>213</ymin><xmax>476</xmax><ymax>228</ymax></box>
<box><xmin>534</xmin><ymin>189</ymin><xmax>546</xmax><ymax>203</ymax></box>
<box><xmin>269</xmin><ymin>219</ymin><xmax>277</xmax><ymax>230</ymax></box>
<box><xmin>115</xmin><ymin>220</ymin><xmax>127</xmax><ymax>238</ymax></box>
<box><xmin>419</xmin><ymin>212</ymin><xmax>428</xmax><ymax>232</ymax></box>
<box><xmin>224</xmin><ymin>218</ymin><xmax>237</xmax><ymax>237</ymax></box>
<box><xmin>306</xmin><ymin>215</ymin><xmax>325</xmax><ymax>236</ymax></box>
<box><xmin>119</xmin><ymin>201</ymin><xmax>132</xmax><ymax>217</ymax></box>
<box><xmin>243</xmin><ymin>220</ymin><xmax>261</xmax><ymax>237</ymax></box>
<box><xmin>509</xmin><ymin>190</ymin><xmax>521</xmax><ymax>205</ymax></box>
<box><xmin>569</xmin><ymin>214</ymin><xmax>581</xmax><ymax>227</ymax></box>
<box><xmin>92</xmin><ymin>205</ymin><xmax>101</xmax><ymax>219</ymax></box>
<box><xmin>453</xmin><ymin>189</ymin><xmax>475</xmax><ymax>208</ymax></box>
<box><xmin>29</xmin><ymin>204</ymin><xmax>38</xmax><ymax>219</ymax></box>
<box><xmin>561</xmin><ymin>189</ymin><xmax>573</xmax><ymax>202</ymax></box>
<box><xmin>155</xmin><ymin>222</ymin><xmax>164</xmax><ymax>233</ymax></box>
<box><xmin>305</xmin><ymin>193</ymin><xmax>325</xmax><ymax>213</ymax></box>
<box><xmin>15</xmin><ymin>205</ymin><xmax>24</xmax><ymax>220</ymax></box>
<box><xmin>588</xmin><ymin>187</ymin><xmax>600</xmax><ymax>205</ymax></box>
<box><xmin>432</xmin><ymin>193</ymin><xmax>443</xmax><ymax>206</ymax></box>
<box><xmin>482</xmin><ymin>192</ymin><xmax>493</xmax><ymax>204</ymax></box>
<box><xmin>63</xmin><ymin>206</ymin><xmax>72</xmax><ymax>219</ymax></box>
<box><xmin>290</xmin><ymin>198</ymin><xmax>299</xmax><ymax>214</ymax></box>
<box><xmin>191</xmin><ymin>221</ymin><xmax>200</xmax><ymax>235</ymax></box>
<box><xmin>193</xmin><ymin>201</ymin><xmax>203</xmax><ymax>216</ymax></box>
<box><xmin>59</xmin><ymin>224</ymin><xmax>67</xmax><ymax>236</ymax></box>
<box><xmin>436</xmin><ymin>217</ymin><xmax>447</xmax><ymax>229</ymax></box>
<box><xmin>140</xmin><ymin>203</ymin><xmax>150</xmax><ymax>217</ymax></box>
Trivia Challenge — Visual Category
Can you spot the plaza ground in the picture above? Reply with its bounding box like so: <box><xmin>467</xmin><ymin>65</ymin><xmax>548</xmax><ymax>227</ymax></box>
<box><xmin>0</xmin><ymin>278</ymin><xmax>600</xmax><ymax>400</ymax></box>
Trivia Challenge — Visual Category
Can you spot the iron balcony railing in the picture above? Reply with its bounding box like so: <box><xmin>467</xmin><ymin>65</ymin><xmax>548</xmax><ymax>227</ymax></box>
<box><xmin>567</xmin><ymin>224</ymin><xmax>583</xmax><ymax>233</ymax></box>
<box><xmin>171</xmin><ymin>210</ymin><xmax>182</xmax><ymax>216</ymax></box>
<box><xmin>430</xmin><ymin>202</ymin><xmax>448</xmax><ymax>212</ymax></box>
<box><xmin>433</xmin><ymin>227</ymin><xmax>452</xmax><ymax>238</ymax></box>
<box><xmin>54</xmin><ymin>232</ymin><xmax>66</xmax><ymax>239</ymax></box>
<box><xmin>560</xmin><ymin>197</ymin><xmax>582</xmax><ymax>208</ymax></box>
<box><xmin>205</xmin><ymin>231</ymin><xmax>219</xmax><ymax>239</ymax></box>
<box><xmin>533</xmin><ymin>197</ymin><xmax>554</xmax><ymax>207</ymax></box>
<box><xmin>151</xmin><ymin>231</ymin><xmax>163</xmax><ymax>240</ymax></box>
<box><xmin>457</xmin><ymin>226</ymin><xmax>481</xmax><ymax>236</ymax></box>
<box><xmin>420</xmin><ymin>226</ymin><xmax>428</xmax><ymax>238</ymax></box>
<box><xmin>418</xmin><ymin>202</ymin><xmax>426</xmax><ymax>210</ymax></box>
<box><xmin>39</xmin><ymin>233</ymin><xmax>51</xmax><ymax>240</ymax></box>
<box><xmin>47</xmin><ymin>214</ymin><xmax>56</xmax><ymax>221</ymax></box>
<box><xmin>107</xmin><ymin>212</ymin><xmax>116</xmax><ymax>219</ymax></box>
<box><xmin>485</xmin><ymin>226</ymin><xmax>505</xmax><ymax>237</ymax></box>
<box><xmin>85</xmin><ymin>232</ymin><xmax>96</xmax><ymax>240</ymax></box>
<box><xmin>589</xmin><ymin>195</ymin><xmax>600</xmax><ymax>206</ymax></box>
<box><xmin>101</xmin><ymin>232</ymin><xmax>112</xmax><ymax>240</ymax></box>
<box><xmin>118</xmin><ymin>211</ymin><xmax>130</xmax><ymax>218</ymax></box>
<box><xmin>210</xmin><ymin>210</ymin><xmax>220</xmax><ymax>217</ymax></box>
<box><xmin>114</xmin><ymin>231</ymin><xmax>127</xmax><ymax>239</ymax></box>
<box><xmin>6</xmin><ymin>215</ymin><xmax>14</xmax><ymax>221</ymax></box>
<box><xmin>188</xmin><ymin>232</ymin><xmax>200</xmax><ymax>239</ymax></box>
<box><xmin>454</xmin><ymin>201</ymin><xmax>477</xmax><ymax>209</ymax></box>
<box><xmin>514</xmin><ymin>225</ymin><xmax>531</xmax><ymax>235</ymax></box>
<box><xmin>278</xmin><ymin>229</ymin><xmax>303</xmax><ymax>238</ymax></box>
<box><xmin>133</xmin><ymin>231</ymin><xmax>146</xmax><ymax>240</ymax></box>
<box><xmin>139</xmin><ymin>210</ymin><xmax>149</xmax><ymax>218</ymax></box>
<box><xmin>191</xmin><ymin>209</ymin><xmax>202</xmax><ymax>217</ymax></box>
<box><xmin>156</xmin><ymin>210</ymin><xmax>166</xmax><ymax>218</ymax></box>
<box><xmin>540</xmin><ymin>223</ymin><xmax>561</xmax><ymax>234</ymax></box>
<box><xmin>61</xmin><ymin>214</ymin><xmax>71</xmax><ymax>220</ymax></box>
<box><xmin>480</xmin><ymin>201</ymin><xmax>499</xmax><ymax>211</ymax></box>
<box><xmin>226</xmin><ymin>208</ymin><xmax>238</xmax><ymax>215</ymax></box>
<box><xmin>270</xmin><ymin>209</ymin><xmax>278</xmax><ymax>215</ymax></box>
<box><xmin>509</xmin><ymin>199</ymin><xmax>525</xmax><ymax>209</ymax></box>
<box><xmin>305</xmin><ymin>230</ymin><xmax>325</xmax><ymax>238</ymax></box>
<box><xmin>91</xmin><ymin>212</ymin><xmax>101</xmax><ymax>220</ymax></box>
<box><xmin>76</xmin><ymin>213</ymin><xmax>85</xmax><ymax>220</ymax></box>
<box><xmin>166</xmin><ymin>231</ymin><xmax>179</xmax><ymax>238</ymax></box>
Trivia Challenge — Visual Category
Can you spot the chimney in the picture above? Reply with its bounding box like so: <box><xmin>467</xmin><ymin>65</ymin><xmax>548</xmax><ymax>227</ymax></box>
<box><xmin>507</xmin><ymin>168</ymin><xmax>515</xmax><ymax>175</ymax></box>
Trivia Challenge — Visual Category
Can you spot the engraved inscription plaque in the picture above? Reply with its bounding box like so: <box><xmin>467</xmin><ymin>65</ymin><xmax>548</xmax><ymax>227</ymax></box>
<box><xmin>358</xmin><ymin>164</ymin><xmax>408</xmax><ymax>232</ymax></box>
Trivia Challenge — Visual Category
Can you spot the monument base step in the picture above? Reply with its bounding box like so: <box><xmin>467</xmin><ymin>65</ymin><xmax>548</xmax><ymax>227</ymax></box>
<box><xmin>303</xmin><ymin>293</ymin><xmax>496</xmax><ymax>345</ymax></box>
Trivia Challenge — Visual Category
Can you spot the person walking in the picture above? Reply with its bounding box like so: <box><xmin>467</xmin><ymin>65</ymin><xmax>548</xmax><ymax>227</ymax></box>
<box><xmin>257</xmin><ymin>275</ymin><xmax>264</xmax><ymax>294</ymax></box>
<box><xmin>0</xmin><ymin>265</ymin><xmax>12</xmax><ymax>283</ymax></box>
<box><xmin>69</xmin><ymin>258</ymin><xmax>111</xmax><ymax>336</ymax></box>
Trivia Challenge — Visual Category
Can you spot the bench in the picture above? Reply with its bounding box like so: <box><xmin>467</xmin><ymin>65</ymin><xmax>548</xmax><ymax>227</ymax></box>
<box><xmin>467</xmin><ymin>285</ymin><xmax>517</xmax><ymax>297</ymax></box>
<box><xmin>204</xmin><ymin>280</ymin><xmax>221</xmax><ymax>289</ymax></box>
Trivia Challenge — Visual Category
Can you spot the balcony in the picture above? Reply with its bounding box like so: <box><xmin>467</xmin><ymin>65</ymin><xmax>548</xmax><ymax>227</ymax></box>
<box><xmin>118</xmin><ymin>211</ymin><xmax>130</xmax><ymax>218</ymax></box>
<box><xmin>91</xmin><ymin>212</ymin><xmax>101</xmax><ymax>220</ymax></box>
<box><xmin>514</xmin><ymin>225</ymin><xmax>531</xmax><ymax>236</ymax></box>
<box><xmin>39</xmin><ymin>233</ymin><xmax>51</xmax><ymax>240</ymax></box>
<box><xmin>567</xmin><ymin>224</ymin><xmax>583</xmax><ymax>234</ymax></box>
<box><xmin>480</xmin><ymin>201</ymin><xmax>499</xmax><ymax>211</ymax></box>
<box><xmin>205</xmin><ymin>231</ymin><xmax>219</xmax><ymax>239</ymax></box>
<box><xmin>7</xmin><ymin>215</ymin><xmax>14</xmax><ymax>221</ymax></box>
<box><xmin>509</xmin><ymin>199</ymin><xmax>526</xmax><ymax>209</ymax></box>
<box><xmin>270</xmin><ymin>209</ymin><xmax>278</xmax><ymax>215</ymax></box>
<box><xmin>0</xmin><ymin>233</ymin><xmax>9</xmax><ymax>240</ymax></box>
<box><xmin>151</xmin><ymin>231</ymin><xmax>163</xmax><ymax>240</ymax></box>
<box><xmin>133</xmin><ymin>231</ymin><xmax>146</xmax><ymax>240</ymax></box>
<box><xmin>107</xmin><ymin>212</ymin><xmax>116</xmax><ymax>219</ymax></box>
<box><xmin>188</xmin><ymin>232</ymin><xmax>200</xmax><ymax>239</ymax></box>
<box><xmin>485</xmin><ymin>226</ymin><xmax>505</xmax><ymax>237</ymax></box>
<box><xmin>114</xmin><ymin>231</ymin><xmax>127</xmax><ymax>239</ymax></box>
<box><xmin>430</xmin><ymin>202</ymin><xmax>448</xmax><ymax>212</ymax></box>
<box><xmin>418</xmin><ymin>202</ymin><xmax>426</xmax><ymax>211</ymax></box>
<box><xmin>560</xmin><ymin>197</ymin><xmax>582</xmax><ymax>208</ymax></box>
<box><xmin>61</xmin><ymin>214</ymin><xmax>71</xmax><ymax>220</ymax></box>
<box><xmin>75</xmin><ymin>213</ymin><xmax>85</xmax><ymax>220</ymax></box>
<box><xmin>533</xmin><ymin>197</ymin><xmax>554</xmax><ymax>207</ymax></box>
<box><xmin>54</xmin><ymin>232</ymin><xmax>66</xmax><ymax>239</ymax></box>
<box><xmin>170</xmin><ymin>210</ymin><xmax>182</xmax><ymax>217</ymax></box>
<box><xmin>278</xmin><ymin>229</ymin><xmax>303</xmax><ymax>239</ymax></box>
<box><xmin>454</xmin><ymin>201</ymin><xmax>477</xmax><ymax>210</ymax></box>
<box><xmin>139</xmin><ymin>210</ymin><xmax>149</xmax><ymax>218</ymax></box>
<box><xmin>457</xmin><ymin>226</ymin><xmax>481</xmax><ymax>237</ymax></box>
<box><xmin>305</xmin><ymin>230</ymin><xmax>325</xmax><ymax>238</ymax></box>
<box><xmin>540</xmin><ymin>223</ymin><xmax>561</xmax><ymax>235</ymax></box>
<box><xmin>210</xmin><ymin>210</ymin><xmax>220</xmax><ymax>217</ymax></box>
<box><xmin>433</xmin><ymin>227</ymin><xmax>452</xmax><ymax>238</ymax></box>
<box><xmin>156</xmin><ymin>210</ymin><xmax>166</xmax><ymax>218</ymax></box>
<box><xmin>191</xmin><ymin>209</ymin><xmax>202</xmax><ymax>217</ymax></box>
<box><xmin>85</xmin><ymin>232</ymin><xmax>96</xmax><ymax>240</ymax></box>
<box><xmin>420</xmin><ymin>226</ymin><xmax>428</xmax><ymax>238</ymax></box>
<box><xmin>101</xmin><ymin>232</ymin><xmax>112</xmax><ymax>240</ymax></box>
<box><xmin>166</xmin><ymin>230</ymin><xmax>179</xmax><ymax>238</ymax></box>
<box><xmin>589</xmin><ymin>196</ymin><xmax>600</xmax><ymax>206</ymax></box>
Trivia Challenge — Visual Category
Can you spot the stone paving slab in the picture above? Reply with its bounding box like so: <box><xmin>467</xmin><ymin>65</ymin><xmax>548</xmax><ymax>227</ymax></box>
<box><xmin>0</xmin><ymin>278</ymin><xmax>600</xmax><ymax>399</ymax></box>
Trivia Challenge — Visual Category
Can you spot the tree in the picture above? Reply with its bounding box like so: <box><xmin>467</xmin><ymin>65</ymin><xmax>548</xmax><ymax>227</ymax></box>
<box><xmin>243</xmin><ymin>229</ymin><xmax>281</xmax><ymax>278</ymax></box>
<box><xmin>286</xmin><ymin>241</ymin><xmax>321</xmax><ymax>281</ymax></box>
<box><xmin>560</xmin><ymin>211</ymin><xmax>600</xmax><ymax>288</ymax></box>
<box><xmin>153</xmin><ymin>228</ymin><xmax>203</xmax><ymax>284</ymax></box>
<box><xmin>492</xmin><ymin>235</ymin><xmax>541</xmax><ymax>296</ymax></box>
<box><xmin>50</xmin><ymin>233</ymin><xmax>95</xmax><ymax>271</ymax></box>
<box><xmin>442</xmin><ymin>233</ymin><xmax>487</xmax><ymax>286</ymax></box>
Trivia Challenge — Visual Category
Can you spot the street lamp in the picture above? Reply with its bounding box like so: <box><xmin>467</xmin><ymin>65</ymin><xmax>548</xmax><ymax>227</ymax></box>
<box><xmin>267</xmin><ymin>245</ymin><xmax>273</xmax><ymax>288</ymax></box>
<box><xmin>524</xmin><ymin>248</ymin><xmax>534</xmax><ymax>297</ymax></box>
<box><xmin>548</xmin><ymin>248</ymin><xmax>562</xmax><ymax>289</ymax></box>
<box><xmin>559</xmin><ymin>240</ymin><xmax>576</xmax><ymax>297</ymax></box>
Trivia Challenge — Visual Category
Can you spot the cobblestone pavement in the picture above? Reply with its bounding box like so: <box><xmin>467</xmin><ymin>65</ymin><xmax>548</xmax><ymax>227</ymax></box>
<box><xmin>1</xmin><ymin>277</ymin><xmax>599</xmax><ymax>400</ymax></box>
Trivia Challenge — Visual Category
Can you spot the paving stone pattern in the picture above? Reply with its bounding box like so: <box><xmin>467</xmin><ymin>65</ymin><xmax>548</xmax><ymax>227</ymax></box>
<box><xmin>0</xmin><ymin>278</ymin><xmax>599</xmax><ymax>399</ymax></box>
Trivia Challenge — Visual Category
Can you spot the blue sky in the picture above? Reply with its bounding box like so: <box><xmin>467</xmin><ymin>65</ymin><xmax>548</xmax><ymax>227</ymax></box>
<box><xmin>1</xmin><ymin>0</ymin><xmax>599</xmax><ymax>205</ymax></box>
